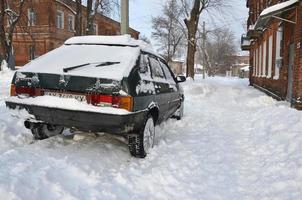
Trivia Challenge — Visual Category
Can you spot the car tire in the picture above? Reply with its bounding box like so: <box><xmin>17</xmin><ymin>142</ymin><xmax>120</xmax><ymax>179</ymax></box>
<box><xmin>173</xmin><ymin>101</ymin><xmax>184</xmax><ymax>120</ymax></box>
<box><xmin>128</xmin><ymin>115</ymin><xmax>155</xmax><ymax>158</ymax></box>
<box><xmin>31</xmin><ymin>123</ymin><xmax>64</xmax><ymax>140</ymax></box>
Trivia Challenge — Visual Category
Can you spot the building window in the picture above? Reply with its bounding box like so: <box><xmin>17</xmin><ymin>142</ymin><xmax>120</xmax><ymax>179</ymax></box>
<box><xmin>56</xmin><ymin>10</ymin><xmax>64</xmax><ymax>29</ymax></box>
<box><xmin>274</xmin><ymin>25</ymin><xmax>283</xmax><ymax>80</ymax></box>
<box><xmin>28</xmin><ymin>9</ymin><xmax>37</xmax><ymax>26</ymax></box>
<box><xmin>93</xmin><ymin>23</ymin><xmax>98</xmax><ymax>35</ymax></box>
<box><xmin>262</xmin><ymin>40</ymin><xmax>267</xmax><ymax>77</ymax></box>
<box><xmin>67</xmin><ymin>15</ymin><xmax>75</xmax><ymax>32</ymax></box>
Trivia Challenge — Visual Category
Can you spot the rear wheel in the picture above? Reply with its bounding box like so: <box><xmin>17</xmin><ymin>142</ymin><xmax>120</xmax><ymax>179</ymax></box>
<box><xmin>173</xmin><ymin>101</ymin><xmax>184</xmax><ymax>120</ymax></box>
<box><xmin>128</xmin><ymin>115</ymin><xmax>155</xmax><ymax>158</ymax></box>
<box><xmin>31</xmin><ymin>123</ymin><xmax>64</xmax><ymax>140</ymax></box>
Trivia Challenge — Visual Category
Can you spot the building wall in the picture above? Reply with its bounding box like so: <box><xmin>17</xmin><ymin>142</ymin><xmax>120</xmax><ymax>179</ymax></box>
<box><xmin>10</xmin><ymin>0</ymin><xmax>139</xmax><ymax>66</ymax></box>
<box><xmin>247</xmin><ymin>0</ymin><xmax>302</xmax><ymax>108</ymax></box>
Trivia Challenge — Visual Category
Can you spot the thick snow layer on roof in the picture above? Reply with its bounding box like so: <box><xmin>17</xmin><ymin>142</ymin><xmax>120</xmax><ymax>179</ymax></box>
<box><xmin>65</xmin><ymin>35</ymin><xmax>155</xmax><ymax>53</ymax></box>
<box><xmin>19</xmin><ymin>43</ymin><xmax>140</xmax><ymax>80</ymax></box>
<box><xmin>241</xmin><ymin>66</ymin><xmax>250</xmax><ymax>71</ymax></box>
<box><xmin>260</xmin><ymin>0</ymin><xmax>298</xmax><ymax>16</ymax></box>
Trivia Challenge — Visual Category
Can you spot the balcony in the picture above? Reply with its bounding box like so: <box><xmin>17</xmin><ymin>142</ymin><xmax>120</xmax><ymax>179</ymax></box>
<box><xmin>241</xmin><ymin>35</ymin><xmax>251</xmax><ymax>51</ymax></box>
<box><xmin>246</xmin><ymin>25</ymin><xmax>262</xmax><ymax>39</ymax></box>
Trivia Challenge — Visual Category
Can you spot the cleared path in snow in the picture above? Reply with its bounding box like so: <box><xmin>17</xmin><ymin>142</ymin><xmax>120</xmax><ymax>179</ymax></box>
<box><xmin>0</xmin><ymin>72</ymin><xmax>302</xmax><ymax>200</ymax></box>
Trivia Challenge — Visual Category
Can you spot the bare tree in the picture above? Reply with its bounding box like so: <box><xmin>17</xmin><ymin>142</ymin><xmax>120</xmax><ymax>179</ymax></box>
<box><xmin>152</xmin><ymin>0</ymin><xmax>184</xmax><ymax>62</ymax></box>
<box><xmin>75</xmin><ymin>0</ymin><xmax>83</xmax><ymax>36</ymax></box>
<box><xmin>206</xmin><ymin>28</ymin><xmax>236</xmax><ymax>75</ymax></box>
<box><xmin>86</xmin><ymin>0</ymin><xmax>119</xmax><ymax>35</ymax></box>
<box><xmin>0</xmin><ymin>0</ymin><xmax>26</xmax><ymax>69</ymax></box>
<box><xmin>181</xmin><ymin>0</ymin><xmax>224</xmax><ymax>79</ymax></box>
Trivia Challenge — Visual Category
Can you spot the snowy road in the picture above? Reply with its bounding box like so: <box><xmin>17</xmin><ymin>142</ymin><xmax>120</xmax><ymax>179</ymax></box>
<box><xmin>1</xmin><ymin>70</ymin><xmax>302</xmax><ymax>200</ymax></box>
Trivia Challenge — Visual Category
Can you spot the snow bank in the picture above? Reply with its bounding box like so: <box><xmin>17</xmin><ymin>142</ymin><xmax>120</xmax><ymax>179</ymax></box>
<box><xmin>1</xmin><ymin>73</ymin><xmax>302</xmax><ymax>199</ymax></box>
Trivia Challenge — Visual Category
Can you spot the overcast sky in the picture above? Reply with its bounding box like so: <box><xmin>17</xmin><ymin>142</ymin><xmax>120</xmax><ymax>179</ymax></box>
<box><xmin>129</xmin><ymin>0</ymin><xmax>249</xmax><ymax>50</ymax></box>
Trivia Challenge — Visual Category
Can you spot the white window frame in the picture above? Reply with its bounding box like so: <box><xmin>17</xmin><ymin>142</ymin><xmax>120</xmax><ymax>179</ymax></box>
<box><xmin>258</xmin><ymin>45</ymin><xmax>262</xmax><ymax>77</ymax></box>
<box><xmin>56</xmin><ymin>10</ymin><xmax>64</xmax><ymax>29</ymax></box>
<box><xmin>67</xmin><ymin>14</ymin><xmax>75</xmax><ymax>32</ymax></box>
<box><xmin>255</xmin><ymin>48</ymin><xmax>258</xmax><ymax>77</ymax></box>
<box><xmin>262</xmin><ymin>40</ymin><xmax>267</xmax><ymax>77</ymax></box>
<box><xmin>253</xmin><ymin>49</ymin><xmax>256</xmax><ymax>77</ymax></box>
<box><xmin>93</xmin><ymin>23</ymin><xmax>98</xmax><ymax>35</ymax></box>
<box><xmin>28</xmin><ymin>9</ymin><xmax>36</xmax><ymax>26</ymax></box>
<box><xmin>267</xmin><ymin>35</ymin><xmax>273</xmax><ymax>78</ymax></box>
<box><xmin>274</xmin><ymin>25</ymin><xmax>283</xmax><ymax>80</ymax></box>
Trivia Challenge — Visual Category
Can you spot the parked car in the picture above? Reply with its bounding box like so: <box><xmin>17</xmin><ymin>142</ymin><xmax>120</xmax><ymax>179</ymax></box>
<box><xmin>5</xmin><ymin>35</ymin><xmax>186</xmax><ymax>158</ymax></box>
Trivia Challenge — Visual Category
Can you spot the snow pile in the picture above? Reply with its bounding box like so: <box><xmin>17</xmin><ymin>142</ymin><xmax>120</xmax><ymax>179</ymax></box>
<box><xmin>1</xmin><ymin>73</ymin><xmax>302</xmax><ymax>199</ymax></box>
<box><xmin>260</xmin><ymin>0</ymin><xmax>299</xmax><ymax>16</ymax></box>
<box><xmin>0</xmin><ymin>60</ymin><xmax>8</xmax><ymax>71</ymax></box>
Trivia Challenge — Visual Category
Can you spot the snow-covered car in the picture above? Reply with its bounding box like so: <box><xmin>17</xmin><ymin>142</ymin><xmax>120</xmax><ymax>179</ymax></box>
<box><xmin>5</xmin><ymin>35</ymin><xmax>185</xmax><ymax>158</ymax></box>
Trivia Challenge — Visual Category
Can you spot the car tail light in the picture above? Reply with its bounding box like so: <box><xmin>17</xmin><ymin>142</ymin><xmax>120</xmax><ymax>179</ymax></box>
<box><xmin>11</xmin><ymin>85</ymin><xmax>43</xmax><ymax>97</ymax></box>
<box><xmin>10</xmin><ymin>84</ymin><xmax>16</xmax><ymax>96</ymax></box>
<box><xmin>86</xmin><ymin>94</ymin><xmax>133</xmax><ymax>112</ymax></box>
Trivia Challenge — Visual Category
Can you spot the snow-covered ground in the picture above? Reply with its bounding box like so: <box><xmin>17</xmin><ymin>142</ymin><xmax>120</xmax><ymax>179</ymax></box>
<box><xmin>1</xmin><ymin>70</ymin><xmax>302</xmax><ymax>200</ymax></box>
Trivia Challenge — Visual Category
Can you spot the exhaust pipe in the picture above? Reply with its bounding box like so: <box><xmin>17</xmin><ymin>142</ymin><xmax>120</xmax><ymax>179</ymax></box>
<box><xmin>24</xmin><ymin>120</ymin><xmax>32</xmax><ymax>129</ymax></box>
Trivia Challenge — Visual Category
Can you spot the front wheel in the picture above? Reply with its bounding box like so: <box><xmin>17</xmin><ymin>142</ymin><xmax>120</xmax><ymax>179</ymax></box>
<box><xmin>31</xmin><ymin>123</ymin><xmax>64</xmax><ymax>140</ymax></box>
<box><xmin>128</xmin><ymin>115</ymin><xmax>155</xmax><ymax>158</ymax></box>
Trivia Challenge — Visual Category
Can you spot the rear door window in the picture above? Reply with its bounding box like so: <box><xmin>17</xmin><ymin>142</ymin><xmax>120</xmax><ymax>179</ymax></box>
<box><xmin>139</xmin><ymin>54</ymin><xmax>152</xmax><ymax>80</ymax></box>
<box><xmin>149</xmin><ymin>57</ymin><xmax>165</xmax><ymax>80</ymax></box>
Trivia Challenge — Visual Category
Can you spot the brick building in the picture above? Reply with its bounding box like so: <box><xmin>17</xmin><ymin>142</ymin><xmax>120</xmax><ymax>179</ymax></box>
<box><xmin>241</xmin><ymin>0</ymin><xmax>302</xmax><ymax>109</ymax></box>
<box><xmin>10</xmin><ymin>0</ymin><xmax>139</xmax><ymax>66</ymax></box>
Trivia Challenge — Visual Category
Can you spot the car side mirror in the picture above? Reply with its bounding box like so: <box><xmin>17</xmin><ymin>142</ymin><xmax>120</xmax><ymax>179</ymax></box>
<box><xmin>176</xmin><ymin>75</ymin><xmax>186</xmax><ymax>83</ymax></box>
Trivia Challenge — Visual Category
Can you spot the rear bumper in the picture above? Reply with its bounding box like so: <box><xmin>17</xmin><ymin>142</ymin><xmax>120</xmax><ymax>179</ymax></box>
<box><xmin>5</xmin><ymin>101</ymin><xmax>147</xmax><ymax>135</ymax></box>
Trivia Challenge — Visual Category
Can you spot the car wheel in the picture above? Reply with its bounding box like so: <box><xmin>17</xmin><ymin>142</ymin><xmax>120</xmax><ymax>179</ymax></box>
<box><xmin>128</xmin><ymin>115</ymin><xmax>155</xmax><ymax>158</ymax></box>
<box><xmin>31</xmin><ymin>123</ymin><xmax>64</xmax><ymax>140</ymax></box>
<box><xmin>174</xmin><ymin>101</ymin><xmax>184</xmax><ymax>120</ymax></box>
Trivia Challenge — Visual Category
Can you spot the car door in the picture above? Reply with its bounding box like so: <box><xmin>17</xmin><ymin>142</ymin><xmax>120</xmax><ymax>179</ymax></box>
<box><xmin>158</xmin><ymin>59</ymin><xmax>181</xmax><ymax>117</ymax></box>
<box><xmin>148</xmin><ymin>55</ymin><xmax>170</xmax><ymax>122</ymax></box>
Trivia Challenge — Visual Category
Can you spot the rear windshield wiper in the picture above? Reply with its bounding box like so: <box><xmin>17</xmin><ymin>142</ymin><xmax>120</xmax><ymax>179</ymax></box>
<box><xmin>63</xmin><ymin>62</ymin><xmax>121</xmax><ymax>73</ymax></box>
<box><xmin>95</xmin><ymin>62</ymin><xmax>120</xmax><ymax>67</ymax></box>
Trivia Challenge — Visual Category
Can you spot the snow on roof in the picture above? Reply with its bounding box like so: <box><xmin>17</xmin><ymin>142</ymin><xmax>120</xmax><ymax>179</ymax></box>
<box><xmin>194</xmin><ymin>64</ymin><xmax>203</xmax><ymax>69</ymax></box>
<box><xmin>241</xmin><ymin>66</ymin><xmax>250</xmax><ymax>72</ymax></box>
<box><xmin>65</xmin><ymin>35</ymin><xmax>155</xmax><ymax>54</ymax></box>
<box><xmin>260</xmin><ymin>0</ymin><xmax>299</xmax><ymax>16</ymax></box>
<box><xmin>19</xmin><ymin>37</ymin><xmax>145</xmax><ymax>80</ymax></box>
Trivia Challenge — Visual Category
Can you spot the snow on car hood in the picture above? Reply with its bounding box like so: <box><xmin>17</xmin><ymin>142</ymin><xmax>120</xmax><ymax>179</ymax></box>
<box><xmin>19</xmin><ymin>44</ymin><xmax>140</xmax><ymax>81</ymax></box>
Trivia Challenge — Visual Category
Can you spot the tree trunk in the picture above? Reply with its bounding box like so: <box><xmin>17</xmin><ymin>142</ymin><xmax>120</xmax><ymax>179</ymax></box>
<box><xmin>86</xmin><ymin>0</ymin><xmax>94</xmax><ymax>35</ymax></box>
<box><xmin>184</xmin><ymin>0</ymin><xmax>202</xmax><ymax>79</ymax></box>
<box><xmin>75</xmin><ymin>0</ymin><xmax>82</xmax><ymax>36</ymax></box>
<box><xmin>0</xmin><ymin>0</ymin><xmax>7</xmax><ymax>64</ymax></box>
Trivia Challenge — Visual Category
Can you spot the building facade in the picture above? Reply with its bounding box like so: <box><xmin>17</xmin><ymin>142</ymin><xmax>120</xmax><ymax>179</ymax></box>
<box><xmin>9</xmin><ymin>0</ymin><xmax>139</xmax><ymax>66</ymax></box>
<box><xmin>242</xmin><ymin>0</ymin><xmax>302</xmax><ymax>109</ymax></box>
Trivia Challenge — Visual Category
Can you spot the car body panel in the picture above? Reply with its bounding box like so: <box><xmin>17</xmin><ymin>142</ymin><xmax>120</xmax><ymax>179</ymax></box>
<box><xmin>6</xmin><ymin>45</ymin><xmax>184</xmax><ymax>135</ymax></box>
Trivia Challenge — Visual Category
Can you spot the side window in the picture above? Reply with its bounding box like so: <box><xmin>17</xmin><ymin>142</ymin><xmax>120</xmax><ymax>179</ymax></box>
<box><xmin>149</xmin><ymin>57</ymin><xmax>165</xmax><ymax>79</ymax></box>
<box><xmin>139</xmin><ymin>54</ymin><xmax>152</xmax><ymax>79</ymax></box>
<box><xmin>159</xmin><ymin>60</ymin><xmax>175</xmax><ymax>82</ymax></box>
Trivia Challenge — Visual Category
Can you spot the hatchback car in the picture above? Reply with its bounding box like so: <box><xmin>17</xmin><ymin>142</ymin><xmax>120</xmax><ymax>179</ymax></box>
<box><xmin>5</xmin><ymin>35</ymin><xmax>185</xmax><ymax>158</ymax></box>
